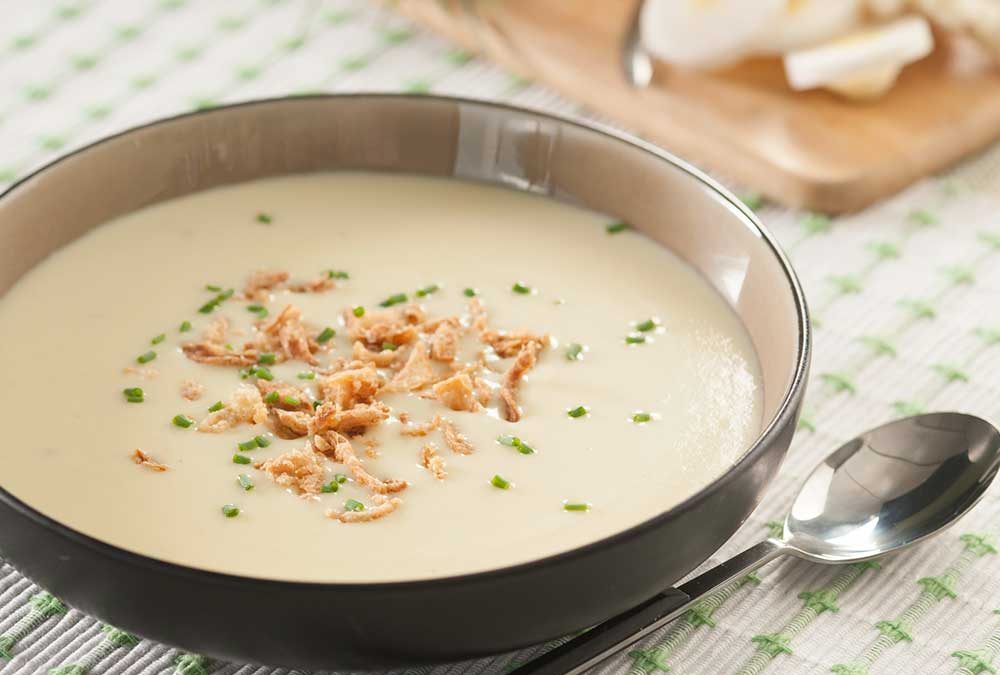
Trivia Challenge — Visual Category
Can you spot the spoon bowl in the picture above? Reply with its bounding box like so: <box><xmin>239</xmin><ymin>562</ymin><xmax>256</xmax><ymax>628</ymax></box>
<box><xmin>785</xmin><ymin>412</ymin><xmax>1000</xmax><ymax>562</ymax></box>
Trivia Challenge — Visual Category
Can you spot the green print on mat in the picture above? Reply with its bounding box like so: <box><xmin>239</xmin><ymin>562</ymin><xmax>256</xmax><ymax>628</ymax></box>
<box><xmin>830</xmin><ymin>533</ymin><xmax>997</xmax><ymax>675</ymax></box>
<box><xmin>47</xmin><ymin>624</ymin><xmax>139</xmax><ymax>674</ymax></box>
<box><xmin>173</xmin><ymin>653</ymin><xmax>212</xmax><ymax>675</ymax></box>
<box><xmin>735</xmin><ymin>562</ymin><xmax>881</xmax><ymax>675</ymax></box>
<box><xmin>0</xmin><ymin>592</ymin><xmax>66</xmax><ymax>660</ymax></box>
<box><xmin>951</xmin><ymin>610</ymin><xmax>1000</xmax><ymax>675</ymax></box>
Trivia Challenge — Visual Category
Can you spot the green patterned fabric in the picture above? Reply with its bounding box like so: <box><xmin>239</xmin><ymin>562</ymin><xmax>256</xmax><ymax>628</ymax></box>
<box><xmin>2</xmin><ymin>1</ymin><xmax>1000</xmax><ymax>673</ymax></box>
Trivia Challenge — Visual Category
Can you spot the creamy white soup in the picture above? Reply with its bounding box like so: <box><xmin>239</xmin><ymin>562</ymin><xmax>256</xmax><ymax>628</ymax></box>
<box><xmin>0</xmin><ymin>173</ymin><xmax>762</xmax><ymax>582</ymax></box>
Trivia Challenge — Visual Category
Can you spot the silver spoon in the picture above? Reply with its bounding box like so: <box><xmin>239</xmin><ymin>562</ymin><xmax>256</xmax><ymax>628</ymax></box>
<box><xmin>513</xmin><ymin>412</ymin><xmax>1000</xmax><ymax>675</ymax></box>
<box><xmin>622</xmin><ymin>0</ymin><xmax>653</xmax><ymax>88</ymax></box>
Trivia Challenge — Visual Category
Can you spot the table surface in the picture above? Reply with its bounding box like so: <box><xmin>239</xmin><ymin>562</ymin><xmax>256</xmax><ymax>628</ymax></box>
<box><xmin>2</xmin><ymin>2</ymin><xmax>1000</xmax><ymax>674</ymax></box>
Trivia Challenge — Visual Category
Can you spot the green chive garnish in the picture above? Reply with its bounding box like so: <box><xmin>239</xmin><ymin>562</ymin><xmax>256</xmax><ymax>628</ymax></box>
<box><xmin>179</xmin><ymin>320</ymin><xmax>192</xmax><ymax>332</ymax></box>
<box><xmin>222</xmin><ymin>504</ymin><xmax>240</xmax><ymax>517</ymax></box>
<box><xmin>238</xmin><ymin>439</ymin><xmax>258</xmax><ymax>452</ymax></box>
<box><xmin>606</xmin><ymin>221</ymin><xmax>629</xmax><ymax>234</ymax></box>
<box><xmin>253</xmin><ymin>366</ymin><xmax>274</xmax><ymax>381</ymax></box>
<box><xmin>335</xmin><ymin>473</ymin><xmax>348</xmax><ymax>484</ymax></box>
<box><xmin>198</xmin><ymin>300</ymin><xmax>218</xmax><ymax>314</ymax></box>
<box><xmin>254</xmin><ymin>435</ymin><xmax>271</xmax><ymax>448</ymax></box>
<box><xmin>512</xmin><ymin>282</ymin><xmax>532</xmax><ymax>295</ymax></box>
<box><xmin>321</xmin><ymin>480</ymin><xmax>339</xmax><ymax>494</ymax></box>
<box><xmin>563</xmin><ymin>502</ymin><xmax>591</xmax><ymax>512</ymax></box>
<box><xmin>297</xmin><ymin>371</ymin><xmax>316</xmax><ymax>380</ymax></box>
<box><xmin>264</xmin><ymin>391</ymin><xmax>279</xmax><ymax>404</ymax></box>
<box><xmin>632</xmin><ymin>412</ymin><xmax>652</xmax><ymax>423</ymax></box>
<box><xmin>567</xmin><ymin>405</ymin><xmax>588</xmax><ymax>418</ymax></box>
<box><xmin>233</xmin><ymin>454</ymin><xmax>251</xmax><ymax>465</ymax></box>
<box><xmin>197</xmin><ymin>288</ymin><xmax>234</xmax><ymax>314</ymax></box>
<box><xmin>258</xmin><ymin>352</ymin><xmax>276</xmax><ymax>365</ymax></box>
<box><xmin>565</xmin><ymin>343</ymin><xmax>584</xmax><ymax>361</ymax></box>
<box><xmin>379</xmin><ymin>293</ymin><xmax>408</xmax><ymax>307</ymax></box>
<box><xmin>636</xmin><ymin>319</ymin><xmax>656</xmax><ymax>332</ymax></box>
<box><xmin>316</xmin><ymin>327</ymin><xmax>336</xmax><ymax>343</ymax></box>
<box><xmin>151</xmin><ymin>333</ymin><xmax>166</xmax><ymax>345</ymax></box>
<box><xmin>205</xmin><ymin>284</ymin><xmax>222</xmax><ymax>292</ymax></box>
<box><xmin>208</xmin><ymin>400</ymin><xmax>224</xmax><ymax>412</ymax></box>
<box><xmin>256</xmin><ymin>212</ymin><xmax>272</xmax><ymax>224</ymax></box>
<box><xmin>625</xmin><ymin>334</ymin><xmax>646</xmax><ymax>345</ymax></box>
<box><xmin>463</xmin><ymin>287</ymin><xmax>477</xmax><ymax>297</ymax></box>
<box><xmin>326</xmin><ymin>269</ymin><xmax>349</xmax><ymax>280</ymax></box>
<box><xmin>247</xmin><ymin>304</ymin><xmax>269</xmax><ymax>318</ymax></box>
<box><xmin>172</xmin><ymin>414</ymin><xmax>194</xmax><ymax>428</ymax></box>
<box><xmin>123</xmin><ymin>387</ymin><xmax>144</xmax><ymax>403</ymax></box>
<box><xmin>491</xmin><ymin>474</ymin><xmax>511</xmax><ymax>490</ymax></box>
<box><xmin>497</xmin><ymin>435</ymin><xmax>534</xmax><ymax>455</ymax></box>
<box><xmin>344</xmin><ymin>498</ymin><xmax>365</xmax><ymax>512</ymax></box>
<box><xmin>281</xmin><ymin>395</ymin><xmax>300</xmax><ymax>407</ymax></box>
<box><xmin>238</xmin><ymin>474</ymin><xmax>254</xmax><ymax>491</ymax></box>
<box><xmin>136</xmin><ymin>350</ymin><xmax>157</xmax><ymax>364</ymax></box>
<box><xmin>415</xmin><ymin>284</ymin><xmax>439</xmax><ymax>297</ymax></box>
<box><xmin>381</xmin><ymin>342</ymin><xmax>397</xmax><ymax>351</ymax></box>
<box><xmin>313</xmin><ymin>400</ymin><xmax>322</xmax><ymax>410</ymax></box>
<box><xmin>353</xmin><ymin>306</ymin><xmax>365</xmax><ymax>317</ymax></box>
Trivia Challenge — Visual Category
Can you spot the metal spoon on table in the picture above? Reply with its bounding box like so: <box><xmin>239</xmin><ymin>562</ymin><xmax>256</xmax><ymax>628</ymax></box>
<box><xmin>513</xmin><ymin>412</ymin><xmax>1000</xmax><ymax>675</ymax></box>
<box><xmin>621</xmin><ymin>0</ymin><xmax>653</xmax><ymax>88</ymax></box>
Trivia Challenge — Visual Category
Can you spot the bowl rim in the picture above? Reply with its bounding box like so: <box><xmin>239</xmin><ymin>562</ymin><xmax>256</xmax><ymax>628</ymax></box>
<box><xmin>0</xmin><ymin>93</ymin><xmax>810</xmax><ymax>591</ymax></box>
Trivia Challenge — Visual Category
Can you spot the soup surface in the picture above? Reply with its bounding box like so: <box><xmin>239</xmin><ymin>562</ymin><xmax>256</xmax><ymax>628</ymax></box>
<box><xmin>0</xmin><ymin>173</ymin><xmax>762</xmax><ymax>582</ymax></box>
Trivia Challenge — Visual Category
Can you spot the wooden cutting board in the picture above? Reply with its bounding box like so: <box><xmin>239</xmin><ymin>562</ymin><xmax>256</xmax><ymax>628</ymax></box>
<box><xmin>395</xmin><ymin>0</ymin><xmax>1000</xmax><ymax>213</ymax></box>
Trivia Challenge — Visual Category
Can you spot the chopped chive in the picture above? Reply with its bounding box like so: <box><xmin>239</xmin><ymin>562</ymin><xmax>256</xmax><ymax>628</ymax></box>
<box><xmin>238</xmin><ymin>474</ymin><xmax>254</xmax><ymax>491</ymax></box>
<box><xmin>254</xmin><ymin>434</ymin><xmax>271</xmax><ymax>448</ymax></box>
<box><xmin>218</xmin><ymin>288</ymin><xmax>234</xmax><ymax>300</ymax></box>
<box><xmin>238</xmin><ymin>439</ymin><xmax>258</xmax><ymax>452</ymax></box>
<box><xmin>491</xmin><ymin>474</ymin><xmax>511</xmax><ymax>490</ymax></box>
<box><xmin>321</xmin><ymin>480</ymin><xmax>339</xmax><ymax>493</ymax></box>
<box><xmin>565</xmin><ymin>343</ymin><xmax>584</xmax><ymax>361</ymax></box>
<box><xmin>136</xmin><ymin>350</ymin><xmax>157</xmax><ymax>364</ymax></box>
<box><xmin>222</xmin><ymin>504</ymin><xmax>240</xmax><ymax>518</ymax></box>
<box><xmin>497</xmin><ymin>435</ymin><xmax>534</xmax><ymax>455</ymax></box>
<box><xmin>326</xmin><ymin>269</ymin><xmax>349</xmax><ymax>280</ymax></box>
<box><xmin>197</xmin><ymin>289</ymin><xmax>234</xmax><ymax>314</ymax></box>
<box><xmin>297</xmin><ymin>371</ymin><xmax>316</xmax><ymax>380</ymax></box>
<box><xmin>567</xmin><ymin>405</ymin><xmax>588</xmax><ymax>418</ymax></box>
<box><xmin>239</xmin><ymin>367</ymin><xmax>252</xmax><ymax>380</ymax></box>
<box><xmin>151</xmin><ymin>333</ymin><xmax>166</xmax><ymax>345</ymax></box>
<box><xmin>198</xmin><ymin>300</ymin><xmax>218</xmax><ymax>314</ymax></box>
<box><xmin>253</xmin><ymin>366</ymin><xmax>274</xmax><ymax>381</ymax></box>
<box><xmin>335</xmin><ymin>473</ymin><xmax>348</xmax><ymax>484</ymax></box>
<box><xmin>512</xmin><ymin>282</ymin><xmax>532</xmax><ymax>294</ymax></box>
<box><xmin>316</xmin><ymin>327</ymin><xmax>336</xmax><ymax>343</ymax></box>
<box><xmin>247</xmin><ymin>304</ymin><xmax>269</xmax><ymax>318</ymax></box>
<box><xmin>281</xmin><ymin>395</ymin><xmax>300</xmax><ymax>407</ymax></box>
<box><xmin>172</xmin><ymin>414</ymin><xmax>194</xmax><ymax>428</ymax></box>
<box><xmin>353</xmin><ymin>306</ymin><xmax>365</xmax><ymax>317</ymax></box>
<box><xmin>264</xmin><ymin>391</ymin><xmax>279</xmax><ymax>404</ymax></box>
<box><xmin>258</xmin><ymin>352</ymin><xmax>276</xmax><ymax>365</ymax></box>
<box><xmin>123</xmin><ymin>387</ymin><xmax>144</xmax><ymax>403</ymax></box>
<box><xmin>224</xmin><ymin>343</ymin><xmax>234</xmax><ymax>351</ymax></box>
<box><xmin>381</xmin><ymin>341</ymin><xmax>397</xmax><ymax>351</ymax></box>
<box><xmin>313</xmin><ymin>400</ymin><xmax>322</xmax><ymax>410</ymax></box>
<box><xmin>205</xmin><ymin>284</ymin><xmax>222</xmax><ymax>292</ymax></box>
<box><xmin>344</xmin><ymin>498</ymin><xmax>365</xmax><ymax>512</ymax></box>
<box><xmin>463</xmin><ymin>287</ymin><xmax>477</xmax><ymax>297</ymax></box>
<box><xmin>625</xmin><ymin>334</ymin><xmax>646</xmax><ymax>345</ymax></box>
<box><xmin>233</xmin><ymin>453</ymin><xmax>251</xmax><ymax>464</ymax></box>
<box><xmin>255</xmin><ymin>212</ymin><xmax>272</xmax><ymax>224</ymax></box>
<box><xmin>606</xmin><ymin>221</ymin><xmax>629</xmax><ymax>234</ymax></box>
<box><xmin>179</xmin><ymin>320</ymin><xmax>192</xmax><ymax>333</ymax></box>
<box><xmin>379</xmin><ymin>292</ymin><xmax>408</xmax><ymax>307</ymax></box>
<box><xmin>208</xmin><ymin>400</ymin><xmax>225</xmax><ymax>412</ymax></box>
<box><xmin>632</xmin><ymin>412</ymin><xmax>652</xmax><ymax>423</ymax></box>
<box><xmin>563</xmin><ymin>502</ymin><xmax>591</xmax><ymax>512</ymax></box>
<box><xmin>415</xmin><ymin>284</ymin><xmax>439</xmax><ymax>297</ymax></box>
<box><xmin>636</xmin><ymin>319</ymin><xmax>656</xmax><ymax>332</ymax></box>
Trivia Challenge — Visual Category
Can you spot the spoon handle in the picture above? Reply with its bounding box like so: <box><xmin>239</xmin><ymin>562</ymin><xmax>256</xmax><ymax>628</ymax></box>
<box><xmin>511</xmin><ymin>539</ymin><xmax>786</xmax><ymax>675</ymax></box>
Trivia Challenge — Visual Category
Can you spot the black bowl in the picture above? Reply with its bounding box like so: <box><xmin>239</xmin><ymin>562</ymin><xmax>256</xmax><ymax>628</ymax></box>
<box><xmin>0</xmin><ymin>95</ymin><xmax>809</xmax><ymax>670</ymax></box>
